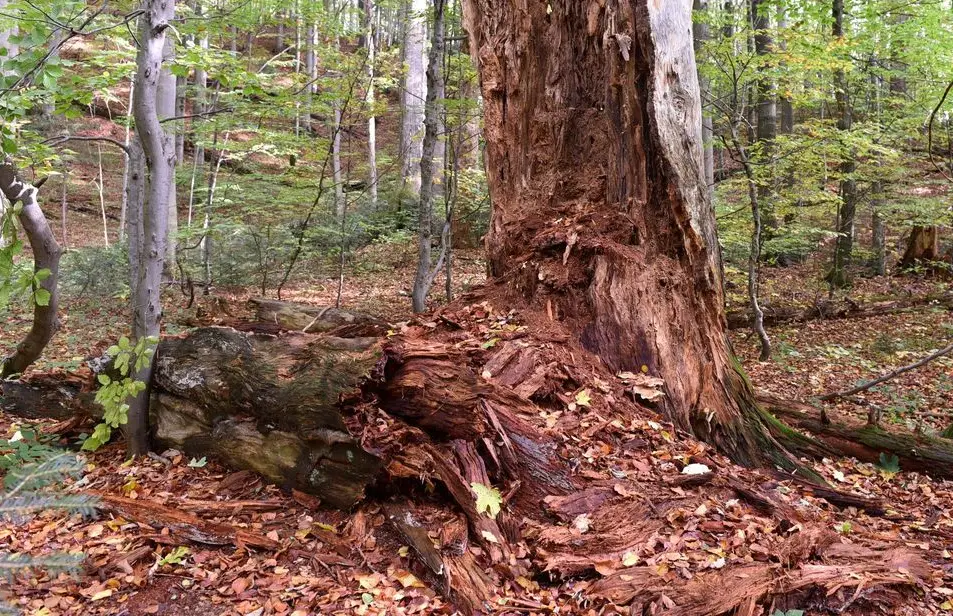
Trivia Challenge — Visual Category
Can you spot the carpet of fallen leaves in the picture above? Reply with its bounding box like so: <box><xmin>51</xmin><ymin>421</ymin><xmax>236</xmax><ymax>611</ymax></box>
<box><xmin>2</xmin><ymin>261</ymin><xmax>953</xmax><ymax>615</ymax></box>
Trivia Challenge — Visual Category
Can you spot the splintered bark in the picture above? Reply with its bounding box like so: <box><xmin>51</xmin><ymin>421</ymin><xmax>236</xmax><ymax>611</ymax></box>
<box><xmin>462</xmin><ymin>0</ymin><xmax>804</xmax><ymax>471</ymax></box>
<box><xmin>147</xmin><ymin>327</ymin><xmax>574</xmax><ymax>520</ymax></box>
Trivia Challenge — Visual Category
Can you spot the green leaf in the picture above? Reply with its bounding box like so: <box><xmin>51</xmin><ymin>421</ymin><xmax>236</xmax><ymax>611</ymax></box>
<box><xmin>574</xmin><ymin>389</ymin><xmax>592</xmax><ymax>407</ymax></box>
<box><xmin>878</xmin><ymin>452</ymin><xmax>900</xmax><ymax>477</ymax></box>
<box><xmin>470</xmin><ymin>482</ymin><xmax>503</xmax><ymax>519</ymax></box>
<box><xmin>33</xmin><ymin>287</ymin><xmax>50</xmax><ymax>307</ymax></box>
<box><xmin>188</xmin><ymin>457</ymin><xmax>207</xmax><ymax>468</ymax></box>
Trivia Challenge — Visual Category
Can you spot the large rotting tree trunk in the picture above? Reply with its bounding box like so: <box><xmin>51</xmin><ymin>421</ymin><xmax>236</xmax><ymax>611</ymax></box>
<box><xmin>150</xmin><ymin>328</ymin><xmax>383</xmax><ymax>508</ymax></box>
<box><xmin>461</xmin><ymin>0</ymin><xmax>805</xmax><ymax>471</ymax></box>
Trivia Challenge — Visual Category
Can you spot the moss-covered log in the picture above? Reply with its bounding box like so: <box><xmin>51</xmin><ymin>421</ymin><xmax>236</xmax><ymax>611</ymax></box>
<box><xmin>758</xmin><ymin>392</ymin><xmax>953</xmax><ymax>479</ymax></box>
<box><xmin>151</xmin><ymin>327</ymin><xmax>383</xmax><ymax>508</ymax></box>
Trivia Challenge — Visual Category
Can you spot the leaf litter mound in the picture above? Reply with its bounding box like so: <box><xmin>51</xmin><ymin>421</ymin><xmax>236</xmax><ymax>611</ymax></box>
<box><xmin>1</xmin><ymin>288</ymin><xmax>951</xmax><ymax>615</ymax></box>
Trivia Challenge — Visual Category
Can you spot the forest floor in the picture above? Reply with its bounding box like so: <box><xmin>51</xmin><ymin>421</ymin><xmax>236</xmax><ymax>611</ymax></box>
<box><xmin>1</xmin><ymin>250</ymin><xmax>953</xmax><ymax>615</ymax></box>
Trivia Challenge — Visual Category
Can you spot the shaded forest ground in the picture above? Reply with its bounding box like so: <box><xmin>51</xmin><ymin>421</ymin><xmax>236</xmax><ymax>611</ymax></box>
<box><xmin>1</xmin><ymin>244</ymin><xmax>953</xmax><ymax>614</ymax></box>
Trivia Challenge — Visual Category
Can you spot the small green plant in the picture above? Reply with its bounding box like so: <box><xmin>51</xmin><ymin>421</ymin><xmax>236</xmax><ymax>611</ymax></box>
<box><xmin>835</xmin><ymin>520</ymin><xmax>852</xmax><ymax>534</ymax></box>
<box><xmin>188</xmin><ymin>456</ymin><xmax>208</xmax><ymax>468</ymax></box>
<box><xmin>772</xmin><ymin>610</ymin><xmax>804</xmax><ymax>616</ymax></box>
<box><xmin>878</xmin><ymin>452</ymin><xmax>901</xmax><ymax>479</ymax></box>
<box><xmin>156</xmin><ymin>546</ymin><xmax>190</xmax><ymax>567</ymax></box>
<box><xmin>82</xmin><ymin>335</ymin><xmax>158</xmax><ymax>452</ymax></box>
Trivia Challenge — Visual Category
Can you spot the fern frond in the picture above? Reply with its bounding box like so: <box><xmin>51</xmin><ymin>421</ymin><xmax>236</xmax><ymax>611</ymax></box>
<box><xmin>0</xmin><ymin>494</ymin><xmax>98</xmax><ymax>523</ymax></box>
<box><xmin>0</xmin><ymin>551</ymin><xmax>84</xmax><ymax>579</ymax></box>
<box><xmin>4</xmin><ymin>453</ymin><xmax>84</xmax><ymax>494</ymax></box>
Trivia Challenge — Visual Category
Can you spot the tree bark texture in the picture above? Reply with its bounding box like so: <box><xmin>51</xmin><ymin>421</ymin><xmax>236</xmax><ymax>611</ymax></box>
<box><xmin>900</xmin><ymin>225</ymin><xmax>940</xmax><ymax>270</ymax></box>
<box><xmin>150</xmin><ymin>328</ymin><xmax>382</xmax><ymax>508</ymax></box>
<box><xmin>365</xmin><ymin>0</ymin><xmax>379</xmax><ymax>208</ymax></box>
<box><xmin>461</xmin><ymin>0</ymin><xmax>800</xmax><ymax>470</ymax></box>
<box><xmin>0</xmin><ymin>161</ymin><xmax>63</xmax><ymax>377</ymax></box>
<box><xmin>693</xmin><ymin>0</ymin><xmax>714</xmax><ymax>197</ymax></box>
<box><xmin>157</xmin><ymin>35</ymin><xmax>178</xmax><ymax>267</ymax></box>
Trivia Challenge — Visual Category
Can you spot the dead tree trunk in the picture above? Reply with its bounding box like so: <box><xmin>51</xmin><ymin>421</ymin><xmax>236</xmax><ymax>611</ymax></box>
<box><xmin>462</xmin><ymin>0</ymin><xmax>805</xmax><ymax>471</ymax></box>
<box><xmin>900</xmin><ymin>225</ymin><xmax>941</xmax><ymax>270</ymax></box>
<box><xmin>0</xmin><ymin>161</ymin><xmax>63</xmax><ymax>378</ymax></box>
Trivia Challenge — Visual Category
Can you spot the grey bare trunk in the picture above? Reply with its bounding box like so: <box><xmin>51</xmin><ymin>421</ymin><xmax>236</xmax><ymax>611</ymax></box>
<box><xmin>127</xmin><ymin>0</ymin><xmax>176</xmax><ymax>456</ymax></box>
<box><xmin>411</xmin><ymin>0</ymin><xmax>446</xmax><ymax>313</ymax></box>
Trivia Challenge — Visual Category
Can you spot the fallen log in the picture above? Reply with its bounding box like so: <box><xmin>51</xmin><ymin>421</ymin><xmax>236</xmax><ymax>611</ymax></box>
<box><xmin>248</xmin><ymin>297</ymin><xmax>389</xmax><ymax>336</ymax></box>
<box><xmin>759</xmin><ymin>392</ymin><xmax>953</xmax><ymax>479</ymax></box>
<box><xmin>0</xmin><ymin>374</ymin><xmax>94</xmax><ymax>420</ymax></box>
<box><xmin>726</xmin><ymin>292</ymin><xmax>953</xmax><ymax>329</ymax></box>
<box><xmin>150</xmin><ymin>327</ymin><xmax>383</xmax><ymax>509</ymax></box>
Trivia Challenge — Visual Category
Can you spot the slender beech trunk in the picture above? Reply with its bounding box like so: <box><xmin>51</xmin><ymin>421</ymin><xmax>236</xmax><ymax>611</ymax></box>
<box><xmin>752</xmin><ymin>0</ymin><xmax>777</xmax><ymax>230</ymax></box>
<box><xmin>461</xmin><ymin>0</ymin><xmax>810</xmax><ymax>471</ymax></box>
<box><xmin>127</xmin><ymin>0</ymin><xmax>175</xmax><ymax>456</ymax></box>
<box><xmin>732</xmin><ymin>130</ymin><xmax>772</xmax><ymax>361</ymax></box>
<box><xmin>119</xmin><ymin>81</ymin><xmax>135</xmax><ymax>243</ymax></box>
<box><xmin>693</xmin><ymin>0</ymin><xmax>714</xmax><ymax>198</ymax></box>
<box><xmin>189</xmin><ymin>0</ymin><xmax>208</xmax><ymax>227</ymax></box>
<box><xmin>0</xmin><ymin>0</ymin><xmax>17</xmax><ymax>77</ymax></box>
<box><xmin>0</xmin><ymin>162</ymin><xmax>63</xmax><ymax>378</ymax></box>
<box><xmin>829</xmin><ymin>0</ymin><xmax>856</xmax><ymax>289</ymax></box>
<box><xmin>156</xmin><ymin>36</ymin><xmax>178</xmax><ymax>269</ymax></box>
<box><xmin>365</xmin><ymin>0</ymin><xmax>379</xmax><ymax>209</ymax></box>
<box><xmin>59</xmin><ymin>167</ymin><xmax>68</xmax><ymax>248</ymax></box>
<box><xmin>778</xmin><ymin>7</ymin><xmax>794</xmax><ymax>135</ymax></box>
<box><xmin>174</xmin><ymin>74</ymin><xmax>186</xmax><ymax>165</ymax></box>
<box><xmin>411</xmin><ymin>0</ymin><xmax>445</xmax><ymax>313</ymax></box>
<box><xmin>303</xmin><ymin>23</ymin><xmax>316</xmax><ymax>132</ymax></box>
<box><xmin>399</xmin><ymin>0</ymin><xmax>428</xmax><ymax>199</ymax></box>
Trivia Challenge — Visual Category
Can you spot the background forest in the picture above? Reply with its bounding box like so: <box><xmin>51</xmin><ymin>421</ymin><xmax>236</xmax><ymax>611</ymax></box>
<box><xmin>0</xmin><ymin>0</ymin><xmax>953</xmax><ymax>614</ymax></box>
